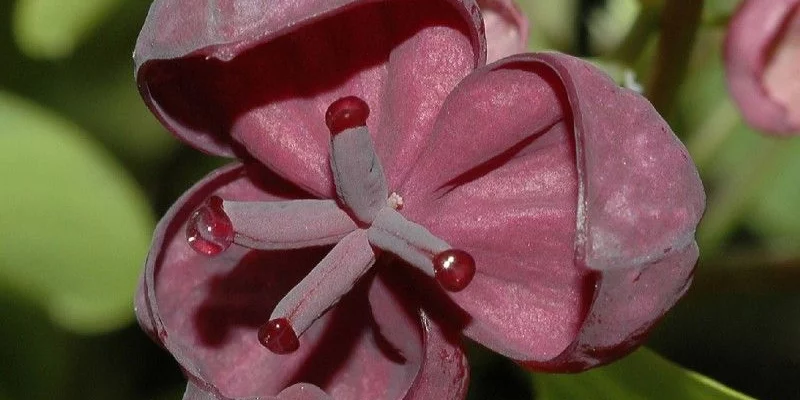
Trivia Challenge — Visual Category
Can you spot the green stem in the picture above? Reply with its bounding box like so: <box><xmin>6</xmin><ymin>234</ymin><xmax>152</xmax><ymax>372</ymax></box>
<box><xmin>645</xmin><ymin>0</ymin><xmax>704</xmax><ymax>117</ymax></box>
<box><xmin>611</xmin><ymin>5</ymin><xmax>662</xmax><ymax>65</ymax></box>
<box><xmin>686</xmin><ymin>99</ymin><xmax>740</xmax><ymax>171</ymax></box>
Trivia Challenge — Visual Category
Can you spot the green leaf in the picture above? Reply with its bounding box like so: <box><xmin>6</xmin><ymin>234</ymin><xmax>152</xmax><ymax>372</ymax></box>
<box><xmin>747</xmin><ymin>137</ymin><xmax>800</xmax><ymax>251</ymax></box>
<box><xmin>0</xmin><ymin>91</ymin><xmax>154</xmax><ymax>334</ymax></box>
<box><xmin>13</xmin><ymin>0</ymin><xmax>124</xmax><ymax>59</ymax></box>
<box><xmin>533</xmin><ymin>348</ymin><xmax>754</xmax><ymax>400</ymax></box>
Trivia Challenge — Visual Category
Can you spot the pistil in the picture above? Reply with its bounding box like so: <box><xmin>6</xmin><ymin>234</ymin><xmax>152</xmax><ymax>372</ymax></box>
<box><xmin>186</xmin><ymin>195</ymin><xmax>234</xmax><ymax>256</ymax></box>
<box><xmin>259</xmin><ymin>230</ymin><xmax>375</xmax><ymax>353</ymax></box>
<box><xmin>328</xmin><ymin>96</ymin><xmax>388</xmax><ymax>225</ymax></box>
<box><xmin>185</xmin><ymin>96</ymin><xmax>476</xmax><ymax>354</ymax></box>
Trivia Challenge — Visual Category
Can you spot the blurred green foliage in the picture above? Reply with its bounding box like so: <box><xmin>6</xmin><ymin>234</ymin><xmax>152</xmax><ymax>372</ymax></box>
<box><xmin>0</xmin><ymin>91</ymin><xmax>153</xmax><ymax>333</ymax></box>
<box><xmin>13</xmin><ymin>0</ymin><xmax>124</xmax><ymax>59</ymax></box>
<box><xmin>0</xmin><ymin>0</ymin><xmax>799</xmax><ymax>399</ymax></box>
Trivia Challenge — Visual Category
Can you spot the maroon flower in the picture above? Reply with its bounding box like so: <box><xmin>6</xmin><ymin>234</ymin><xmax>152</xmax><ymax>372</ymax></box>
<box><xmin>133</xmin><ymin>1</ymin><xmax>705</xmax><ymax>399</ymax></box>
<box><xmin>725</xmin><ymin>0</ymin><xmax>800</xmax><ymax>134</ymax></box>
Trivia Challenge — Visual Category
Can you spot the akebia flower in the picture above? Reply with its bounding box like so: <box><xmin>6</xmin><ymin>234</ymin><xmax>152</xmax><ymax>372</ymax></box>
<box><xmin>133</xmin><ymin>0</ymin><xmax>705</xmax><ymax>399</ymax></box>
<box><xmin>725</xmin><ymin>0</ymin><xmax>800</xmax><ymax>134</ymax></box>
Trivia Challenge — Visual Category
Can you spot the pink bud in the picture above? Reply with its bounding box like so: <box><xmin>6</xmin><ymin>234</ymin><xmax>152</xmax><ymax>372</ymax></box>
<box><xmin>725</xmin><ymin>0</ymin><xmax>800</xmax><ymax>134</ymax></box>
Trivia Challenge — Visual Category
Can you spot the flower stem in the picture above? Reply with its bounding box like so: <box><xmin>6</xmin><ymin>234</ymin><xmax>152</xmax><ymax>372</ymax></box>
<box><xmin>611</xmin><ymin>5</ymin><xmax>661</xmax><ymax>65</ymax></box>
<box><xmin>686</xmin><ymin>99</ymin><xmax>740</xmax><ymax>171</ymax></box>
<box><xmin>645</xmin><ymin>0</ymin><xmax>704</xmax><ymax>117</ymax></box>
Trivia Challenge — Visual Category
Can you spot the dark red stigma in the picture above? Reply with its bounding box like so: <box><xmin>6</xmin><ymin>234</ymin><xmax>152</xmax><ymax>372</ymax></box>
<box><xmin>186</xmin><ymin>195</ymin><xmax>234</xmax><ymax>256</ymax></box>
<box><xmin>433</xmin><ymin>249</ymin><xmax>476</xmax><ymax>292</ymax></box>
<box><xmin>325</xmin><ymin>96</ymin><xmax>370</xmax><ymax>135</ymax></box>
<box><xmin>258</xmin><ymin>318</ymin><xmax>300</xmax><ymax>354</ymax></box>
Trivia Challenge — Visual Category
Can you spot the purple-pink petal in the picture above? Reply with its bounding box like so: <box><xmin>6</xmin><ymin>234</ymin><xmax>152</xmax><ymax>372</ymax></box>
<box><xmin>401</xmin><ymin>53</ymin><xmax>704</xmax><ymax>369</ymax></box>
<box><xmin>724</xmin><ymin>0</ymin><xmax>800</xmax><ymax>134</ymax></box>
<box><xmin>368</xmin><ymin>270</ymin><xmax>469</xmax><ymax>399</ymax></box>
<box><xmin>182</xmin><ymin>380</ymin><xmax>333</xmax><ymax>400</ymax></box>
<box><xmin>135</xmin><ymin>0</ymin><xmax>486</xmax><ymax>197</ymax></box>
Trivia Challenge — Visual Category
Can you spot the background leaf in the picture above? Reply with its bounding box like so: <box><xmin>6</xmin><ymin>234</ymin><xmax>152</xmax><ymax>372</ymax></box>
<box><xmin>747</xmin><ymin>138</ymin><xmax>800</xmax><ymax>251</ymax></box>
<box><xmin>533</xmin><ymin>348</ymin><xmax>754</xmax><ymax>400</ymax></box>
<box><xmin>0</xmin><ymin>91</ymin><xmax>154</xmax><ymax>334</ymax></box>
<box><xmin>12</xmin><ymin>0</ymin><xmax>124</xmax><ymax>59</ymax></box>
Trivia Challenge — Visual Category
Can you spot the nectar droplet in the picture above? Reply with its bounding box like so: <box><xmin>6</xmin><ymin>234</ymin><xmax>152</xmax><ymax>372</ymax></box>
<box><xmin>186</xmin><ymin>195</ymin><xmax>234</xmax><ymax>256</ymax></box>
<box><xmin>258</xmin><ymin>318</ymin><xmax>299</xmax><ymax>354</ymax></box>
<box><xmin>325</xmin><ymin>96</ymin><xmax>370</xmax><ymax>135</ymax></box>
<box><xmin>433</xmin><ymin>249</ymin><xmax>476</xmax><ymax>292</ymax></box>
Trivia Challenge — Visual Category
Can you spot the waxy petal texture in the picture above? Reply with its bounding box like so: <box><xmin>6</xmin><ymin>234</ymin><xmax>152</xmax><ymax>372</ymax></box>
<box><xmin>136</xmin><ymin>163</ymin><xmax>466</xmax><ymax>399</ymax></box>
<box><xmin>183</xmin><ymin>381</ymin><xmax>332</xmax><ymax>400</ymax></box>
<box><xmin>725</xmin><ymin>0</ymin><xmax>800</xmax><ymax>134</ymax></box>
<box><xmin>368</xmin><ymin>273</ymin><xmax>470</xmax><ymax>399</ymax></box>
<box><xmin>136</xmin><ymin>0</ymin><xmax>486</xmax><ymax>196</ymax></box>
<box><xmin>401</xmin><ymin>53</ymin><xmax>704</xmax><ymax>368</ymax></box>
<box><xmin>135</xmin><ymin>0</ymin><xmax>705</xmax><ymax>394</ymax></box>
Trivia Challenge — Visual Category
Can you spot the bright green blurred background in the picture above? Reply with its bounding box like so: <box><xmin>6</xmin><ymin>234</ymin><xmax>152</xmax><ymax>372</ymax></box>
<box><xmin>0</xmin><ymin>0</ymin><xmax>797</xmax><ymax>399</ymax></box>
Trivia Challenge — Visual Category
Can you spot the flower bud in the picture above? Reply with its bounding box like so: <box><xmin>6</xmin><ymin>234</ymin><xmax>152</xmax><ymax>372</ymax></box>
<box><xmin>725</xmin><ymin>0</ymin><xmax>800</xmax><ymax>135</ymax></box>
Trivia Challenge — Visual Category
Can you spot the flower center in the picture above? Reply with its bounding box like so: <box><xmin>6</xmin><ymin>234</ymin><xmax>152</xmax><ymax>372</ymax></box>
<box><xmin>185</xmin><ymin>96</ymin><xmax>475</xmax><ymax>354</ymax></box>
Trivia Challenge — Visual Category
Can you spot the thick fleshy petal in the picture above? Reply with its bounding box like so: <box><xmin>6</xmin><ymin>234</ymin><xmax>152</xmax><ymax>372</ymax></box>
<box><xmin>137</xmin><ymin>163</ymin><xmax>436</xmax><ymax>399</ymax></box>
<box><xmin>135</xmin><ymin>0</ymin><xmax>485</xmax><ymax>196</ymax></box>
<box><xmin>478</xmin><ymin>0</ymin><xmax>529</xmax><ymax>62</ymax></box>
<box><xmin>724</xmin><ymin>0</ymin><xmax>800</xmax><ymax>134</ymax></box>
<box><xmin>368</xmin><ymin>269</ymin><xmax>469</xmax><ymax>400</ymax></box>
<box><xmin>182</xmin><ymin>380</ymin><xmax>332</xmax><ymax>400</ymax></box>
<box><xmin>401</xmin><ymin>53</ymin><xmax>704</xmax><ymax>369</ymax></box>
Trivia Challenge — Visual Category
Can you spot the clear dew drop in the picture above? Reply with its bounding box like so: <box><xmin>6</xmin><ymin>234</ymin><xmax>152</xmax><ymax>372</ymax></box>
<box><xmin>186</xmin><ymin>195</ymin><xmax>234</xmax><ymax>256</ymax></box>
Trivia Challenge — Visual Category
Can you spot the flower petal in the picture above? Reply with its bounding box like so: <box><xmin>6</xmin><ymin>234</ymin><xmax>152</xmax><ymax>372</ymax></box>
<box><xmin>183</xmin><ymin>380</ymin><xmax>224</xmax><ymax>400</ymax></box>
<box><xmin>368</xmin><ymin>269</ymin><xmax>469</xmax><ymax>399</ymax></box>
<box><xmin>479</xmin><ymin>0</ymin><xmax>529</xmax><ymax>62</ymax></box>
<box><xmin>135</xmin><ymin>0</ymin><xmax>485</xmax><ymax>196</ymax></box>
<box><xmin>182</xmin><ymin>380</ymin><xmax>332</xmax><ymax>400</ymax></box>
<box><xmin>724</xmin><ymin>0</ymin><xmax>800</xmax><ymax>134</ymax></box>
<box><xmin>277</xmin><ymin>384</ymin><xmax>335</xmax><ymax>400</ymax></box>
<box><xmin>401</xmin><ymin>53</ymin><xmax>704</xmax><ymax>369</ymax></box>
<box><xmin>138</xmin><ymin>163</ymin><xmax>435</xmax><ymax>398</ymax></box>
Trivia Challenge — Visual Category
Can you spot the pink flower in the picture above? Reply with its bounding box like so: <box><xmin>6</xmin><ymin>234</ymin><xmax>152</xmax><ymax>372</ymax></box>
<box><xmin>478</xmin><ymin>0</ymin><xmax>529</xmax><ymax>62</ymax></box>
<box><xmin>725</xmin><ymin>0</ymin><xmax>800</xmax><ymax>134</ymax></box>
<box><xmin>133</xmin><ymin>1</ymin><xmax>705</xmax><ymax>399</ymax></box>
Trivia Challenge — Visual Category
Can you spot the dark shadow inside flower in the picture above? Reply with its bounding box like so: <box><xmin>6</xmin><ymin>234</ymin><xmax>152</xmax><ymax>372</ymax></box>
<box><xmin>287</xmin><ymin>275</ymin><xmax>386</xmax><ymax>389</ymax></box>
<box><xmin>378</xmin><ymin>258</ymin><xmax>473</xmax><ymax>334</ymax></box>
<box><xmin>193</xmin><ymin>247</ymin><xmax>327</xmax><ymax>348</ymax></box>
<box><xmin>241</xmin><ymin>162</ymin><xmax>312</xmax><ymax>199</ymax></box>
<box><xmin>141</xmin><ymin>0</ymin><xmax>471</xmax><ymax>151</ymax></box>
<box><xmin>186</xmin><ymin>235</ymin><xmax>433</xmax><ymax>397</ymax></box>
